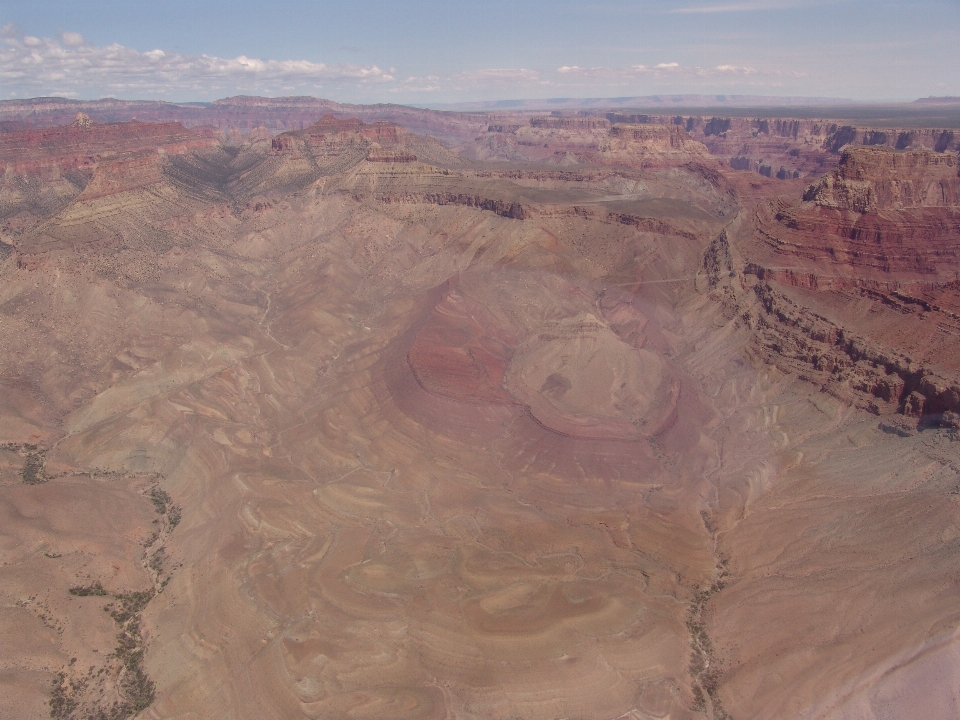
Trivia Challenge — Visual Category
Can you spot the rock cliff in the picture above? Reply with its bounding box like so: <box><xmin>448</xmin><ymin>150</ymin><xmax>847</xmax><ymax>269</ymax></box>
<box><xmin>703</xmin><ymin>145</ymin><xmax>960</xmax><ymax>422</ymax></box>
<box><xmin>803</xmin><ymin>146</ymin><xmax>960</xmax><ymax>211</ymax></box>
<box><xmin>466</xmin><ymin>117</ymin><xmax>714</xmax><ymax>172</ymax></box>
<box><xmin>1</xmin><ymin>120</ymin><xmax>218</xmax><ymax>234</ymax></box>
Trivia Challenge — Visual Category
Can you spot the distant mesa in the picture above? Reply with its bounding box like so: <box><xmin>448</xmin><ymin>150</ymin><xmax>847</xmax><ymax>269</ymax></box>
<box><xmin>530</xmin><ymin>116</ymin><xmax>610</xmax><ymax>130</ymax></box>
<box><xmin>802</xmin><ymin>146</ymin><xmax>960</xmax><ymax>212</ymax></box>
<box><xmin>468</xmin><ymin>115</ymin><xmax>712</xmax><ymax>168</ymax></box>
<box><xmin>0</xmin><ymin>118</ymin><xmax>218</xmax><ymax>220</ymax></box>
<box><xmin>235</xmin><ymin>112</ymin><xmax>465</xmax><ymax>196</ymax></box>
<box><xmin>912</xmin><ymin>95</ymin><xmax>960</xmax><ymax>105</ymax></box>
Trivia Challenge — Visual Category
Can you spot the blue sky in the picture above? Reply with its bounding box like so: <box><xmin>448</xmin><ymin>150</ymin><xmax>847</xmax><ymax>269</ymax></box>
<box><xmin>1</xmin><ymin>0</ymin><xmax>958</xmax><ymax>103</ymax></box>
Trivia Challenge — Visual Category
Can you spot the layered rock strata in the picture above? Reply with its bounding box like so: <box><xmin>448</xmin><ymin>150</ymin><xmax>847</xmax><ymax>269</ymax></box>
<box><xmin>703</xmin><ymin>146</ymin><xmax>960</xmax><ymax>423</ymax></box>
<box><xmin>1</xmin><ymin>119</ymin><xmax>218</xmax><ymax>234</ymax></box>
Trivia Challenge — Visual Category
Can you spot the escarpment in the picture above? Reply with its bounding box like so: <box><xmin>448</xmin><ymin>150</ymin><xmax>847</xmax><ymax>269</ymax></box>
<box><xmin>747</xmin><ymin>147</ymin><xmax>960</xmax><ymax>286</ymax></box>
<box><xmin>803</xmin><ymin>146</ymin><xmax>960</xmax><ymax>211</ymax></box>
<box><xmin>466</xmin><ymin>116</ymin><xmax>714</xmax><ymax>168</ymax></box>
<box><xmin>1</xmin><ymin>118</ymin><xmax>219</xmax><ymax>233</ymax></box>
<box><xmin>705</xmin><ymin>145</ymin><xmax>960</xmax><ymax>423</ymax></box>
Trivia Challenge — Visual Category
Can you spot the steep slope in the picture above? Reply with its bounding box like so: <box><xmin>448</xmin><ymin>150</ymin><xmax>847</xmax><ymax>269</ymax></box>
<box><xmin>703</xmin><ymin>146</ymin><xmax>960</xmax><ymax>422</ymax></box>
<box><xmin>1</xmin><ymin>117</ymin><xmax>219</xmax><ymax>238</ymax></box>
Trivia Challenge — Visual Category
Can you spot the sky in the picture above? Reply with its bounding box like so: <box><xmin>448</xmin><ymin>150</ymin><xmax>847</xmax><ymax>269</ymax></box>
<box><xmin>1</xmin><ymin>0</ymin><xmax>958</xmax><ymax>105</ymax></box>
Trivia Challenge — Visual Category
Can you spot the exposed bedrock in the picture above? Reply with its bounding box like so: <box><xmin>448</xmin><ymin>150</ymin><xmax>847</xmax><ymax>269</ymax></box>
<box><xmin>0</xmin><ymin>119</ymin><xmax>218</xmax><ymax>165</ymax></box>
<box><xmin>379</xmin><ymin>192</ymin><xmax>528</xmax><ymax>219</ymax></box>
<box><xmin>701</xmin><ymin>276</ymin><xmax>960</xmax><ymax>425</ymax></box>
<box><xmin>404</xmin><ymin>275</ymin><xmax>680</xmax><ymax>441</ymax></box>
<box><xmin>803</xmin><ymin>146</ymin><xmax>960</xmax><ymax>212</ymax></box>
<box><xmin>466</xmin><ymin>119</ymin><xmax>716</xmax><ymax>171</ymax></box>
<box><xmin>1</xmin><ymin>120</ymin><xmax>219</xmax><ymax>232</ymax></box>
<box><xmin>702</xmin><ymin>146</ymin><xmax>960</xmax><ymax>423</ymax></box>
<box><xmin>744</xmin><ymin>277</ymin><xmax>960</xmax><ymax>421</ymax></box>
<box><xmin>751</xmin><ymin>201</ymin><xmax>960</xmax><ymax>284</ymax></box>
<box><xmin>621</xmin><ymin>115</ymin><xmax>960</xmax><ymax>182</ymax></box>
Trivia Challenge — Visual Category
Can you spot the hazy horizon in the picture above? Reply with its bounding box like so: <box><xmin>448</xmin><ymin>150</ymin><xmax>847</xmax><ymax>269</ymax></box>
<box><xmin>2</xmin><ymin>0</ymin><xmax>959</xmax><ymax>105</ymax></box>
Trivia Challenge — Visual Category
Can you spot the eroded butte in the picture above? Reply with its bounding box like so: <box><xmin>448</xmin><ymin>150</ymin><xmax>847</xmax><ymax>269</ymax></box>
<box><xmin>1</xmin><ymin>105</ymin><xmax>960</xmax><ymax>720</ymax></box>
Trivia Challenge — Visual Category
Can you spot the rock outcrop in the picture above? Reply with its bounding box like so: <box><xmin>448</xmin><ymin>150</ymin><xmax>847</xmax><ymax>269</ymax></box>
<box><xmin>467</xmin><ymin>117</ymin><xmax>714</xmax><ymax>169</ymax></box>
<box><xmin>705</xmin><ymin>145</ymin><xmax>960</xmax><ymax>422</ymax></box>
<box><xmin>1</xmin><ymin>120</ymin><xmax>218</xmax><ymax>233</ymax></box>
<box><xmin>746</xmin><ymin>148</ymin><xmax>960</xmax><ymax>287</ymax></box>
<box><xmin>802</xmin><ymin>146</ymin><xmax>960</xmax><ymax>212</ymax></box>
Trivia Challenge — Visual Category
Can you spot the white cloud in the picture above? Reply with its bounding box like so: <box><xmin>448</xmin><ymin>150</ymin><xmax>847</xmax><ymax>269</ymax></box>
<box><xmin>715</xmin><ymin>64</ymin><xmax>757</xmax><ymax>74</ymax></box>
<box><xmin>0</xmin><ymin>28</ymin><xmax>394</xmax><ymax>99</ymax></box>
<box><xmin>0</xmin><ymin>25</ymin><xmax>835</xmax><ymax>103</ymax></box>
<box><xmin>60</xmin><ymin>31</ymin><xmax>85</xmax><ymax>47</ymax></box>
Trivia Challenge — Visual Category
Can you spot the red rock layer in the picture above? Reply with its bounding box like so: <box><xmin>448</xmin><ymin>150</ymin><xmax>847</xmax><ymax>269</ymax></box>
<box><xmin>266</xmin><ymin>114</ymin><xmax>462</xmax><ymax>175</ymax></box>
<box><xmin>706</xmin><ymin>144</ymin><xmax>960</xmax><ymax>420</ymax></box>
<box><xmin>407</xmin><ymin>284</ymin><xmax>519</xmax><ymax>405</ymax></box>
<box><xmin>745</xmin><ymin>148</ymin><xmax>960</xmax><ymax>287</ymax></box>
<box><xmin>750</xmin><ymin>202</ymin><xmax>960</xmax><ymax>287</ymax></box>
<box><xmin>0</xmin><ymin>121</ymin><xmax>217</xmax><ymax>167</ymax></box>
<box><xmin>803</xmin><ymin>146</ymin><xmax>960</xmax><ymax>211</ymax></box>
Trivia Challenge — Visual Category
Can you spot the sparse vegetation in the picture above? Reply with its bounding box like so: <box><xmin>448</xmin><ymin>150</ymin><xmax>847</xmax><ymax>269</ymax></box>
<box><xmin>51</xmin><ymin>588</ymin><xmax>156</xmax><ymax>720</ymax></box>
<box><xmin>148</xmin><ymin>547</ymin><xmax>167</xmax><ymax>575</ymax></box>
<box><xmin>691</xmin><ymin>684</ymin><xmax>707</xmax><ymax>713</ymax></box>
<box><xmin>9</xmin><ymin>444</ymin><xmax>49</xmax><ymax>484</ymax></box>
<box><xmin>148</xmin><ymin>487</ymin><xmax>172</xmax><ymax>514</ymax></box>
<box><xmin>51</xmin><ymin>484</ymin><xmax>179</xmax><ymax>719</ymax></box>
<box><xmin>148</xmin><ymin>485</ymin><xmax>182</xmax><ymax>528</ymax></box>
<box><xmin>49</xmin><ymin>672</ymin><xmax>80</xmax><ymax>720</ymax></box>
<box><xmin>687</xmin><ymin>579</ymin><xmax>733</xmax><ymax>720</ymax></box>
<box><xmin>68</xmin><ymin>582</ymin><xmax>107</xmax><ymax>597</ymax></box>
<box><xmin>142</xmin><ymin>484</ymin><xmax>182</xmax><ymax>584</ymax></box>
<box><xmin>22</xmin><ymin>452</ymin><xmax>46</xmax><ymax>483</ymax></box>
